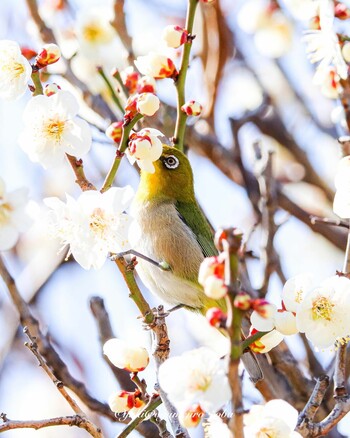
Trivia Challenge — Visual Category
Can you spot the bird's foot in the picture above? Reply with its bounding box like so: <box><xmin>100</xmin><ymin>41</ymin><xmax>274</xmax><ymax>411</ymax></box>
<box><xmin>140</xmin><ymin>305</ymin><xmax>170</xmax><ymax>330</ymax></box>
<box><xmin>166</xmin><ymin>304</ymin><xmax>185</xmax><ymax>313</ymax></box>
<box><xmin>110</xmin><ymin>250</ymin><xmax>171</xmax><ymax>271</ymax></box>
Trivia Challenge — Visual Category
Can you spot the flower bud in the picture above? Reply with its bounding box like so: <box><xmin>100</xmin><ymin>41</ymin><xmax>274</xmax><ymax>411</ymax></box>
<box><xmin>335</xmin><ymin>3</ymin><xmax>350</xmax><ymax>19</ymax></box>
<box><xmin>181</xmin><ymin>100</ymin><xmax>202</xmax><ymax>116</ymax></box>
<box><xmin>234</xmin><ymin>292</ymin><xmax>251</xmax><ymax>310</ymax></box>
<box><xmin>249</xmin><ymin>328</ymin><xmax>284</xmax><ymax>354</ymax></box>
<box><xmin>44</xmin><ymin>83</ymin><xmax>61</xmax><ymax>97</ymax></box>
<box><xmin>121</xmin><ymin>67</ymin><xmax>140</xmax><ymax>94</ymax></box>
<box><xmin>137</xmin><ymin>76</ymin><xmax>156</xmax><ymax>94</ymax></box>
<box><xmin>35</xmin><ymin>44</ymin><xmax>61</xmax><ymax>68</ymax></box>
<box><xmin>135</xmin><ymin>52</ymin><xmax>177</xmax><ymax>79</ymax></box>
<box><xmin>103</xmin><ymin>339</ymin><xmax>149</xmax><ymax>372</ymax></box>
<box><xmin>106</xmin><ymin>121</ymin><xmax>123</xmax><ymax>144</ymax></box>
<box><xmin>108</xmin><ymin>390</ymin><xmax>135</xmax><ymax>413</ymax></box>
<box><xmin>206</xmin><ymin>307</ymin><xmax>227</xmax><ymax>328</ymax></box>
<box><xmin>180</xmin><ymin>404</ymin><xmax>204</xmax><ymax>428</ymax></box>
<box><xmin>203</xmin><ymin>275</ymin><xmax>228</xmax><ymax>299</ymax></box>
<box><xmin>198</xmin><ymin>256</ymin><xmax>224</xmax><ymax>286</ymax></box>
<box><xmin>126</xmin><ymin>128</ymin><xmax>163</xmax><ymax>173</ymax></box>
<box><xmin>162</xmin><ymin>25</ymin><xmax>188</xmax><ymax>48</ymax></box>
<box><xmin>21</xmin><ymin>47</ymin><xmax>37</xmax><ymax>60</ymax></box>
<box><xmin>136</xmin><ymin>93</ymin><xmax>160</xmax><ymax>116</ymax></box>
<box><xmin>251</xmin><ymin>299</ymin><xmax>275</xmax><ymax>319</ymax></box>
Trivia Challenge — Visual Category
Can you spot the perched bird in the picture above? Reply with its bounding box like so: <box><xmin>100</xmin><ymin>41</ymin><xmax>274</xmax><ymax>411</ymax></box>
<box><xmin>130</xmin><ymin>145</ymin><xmax>219</xmax><ymax>312</ymax></box>
<box><xmin>130</xmin><ymin>145</ymin><xmax>262</xmax><ymax>381</ymax></box>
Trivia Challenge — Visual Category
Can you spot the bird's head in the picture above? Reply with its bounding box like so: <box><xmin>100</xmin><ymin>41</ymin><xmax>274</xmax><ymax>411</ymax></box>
<box><xmin>136</xmin><ymin>145</ymin><xmax>195</xmax><ymax>203</ymax></box>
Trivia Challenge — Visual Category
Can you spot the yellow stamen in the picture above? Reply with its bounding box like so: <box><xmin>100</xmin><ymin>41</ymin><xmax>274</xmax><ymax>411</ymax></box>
<box><xmin>2</xmin><ymin>61</ymin><xmax>25</xmax><ymax>80</ymax></box>
<box><xmin>311</xmin><ymin>296</ymin><xmax>334</xmax><ymax>321</ymax></box>
<box><xmin>0</xmin><ymin>203</ymin><xmax>12</xmax><ymax>225</ymax></box>
<box><xmin>44</xmin><ymin>119</ymin><xmax>65</xmax><ymax>141</ymax></box>
<box><xmin>89</xmin><ymin>208</ymin><xmax>107</xmax><ymax>238</ymax></box>
<box><xmin>295</xmin><ymin>288</ymin><xmax>304</xmax><ymax>304</ymax></box>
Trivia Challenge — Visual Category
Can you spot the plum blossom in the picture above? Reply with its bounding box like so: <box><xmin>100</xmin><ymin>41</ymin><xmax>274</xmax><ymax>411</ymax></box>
<box><xmin>18</xmin><ymin>91</ymin><xmax>91</xmax><ymax>168</ymax></box>
<box><xmin>181</xmin><ymin>100</ymin><xmax>202</xmax><ymax>116</ymax></box>
<box><xmin>44</xmin><ymin>186</ymin><xmax>134</xmax><ymax>269</ymax></box>
<box><xmin>333</xmin><ymin>156</ymin><xmax>350</xmax><ymax>218</ymax></box>
<box><xmin>296</xmin><ymin>276</ymin><xmax>350</xmax><ymax>349</ymax></box>
<box><xmin>244</xmin><ymin>399</ymin><xmax>302</xmax><ymax>437</ymax></box>
<box><xmin>251</xmin><ymin>305</ymin><xmax>298</xmax><ymax>336</ymax></box>
<box><xmin>35</xmin><ymin>43</ymin><xmax>61</xmax><ymax>68</ymax></box>
<box><xmin>106</xmin><ymin>121</ymin><xmax>123</xmax><ymax>144</ymax></box>
<box><xmin>0</xmin><ymin>178</ymin><xmax>31</xmax><ymax>250</ymax></box>
<box><xmin>303</xmin><ymin>0</ymin><xmax>348</xmax><ymax>83</ymax></box>
<box><xmin>108</xmin><ymin>390</ymin><xmax>145</xmax><ymax>415</ymax></box>
<box><xmin>135</xmin><ymin>52</ymin><xmax>177</xmax><ymax>79</ymax></box>
<box><xmin>0</xmin><ymin>40</ymin><xmax>32</xmax><ymax>100</ymax></box>
<box><xmin>136</xmin><ymin>93</ymin><xmax>160</xmax><ymax>116</ymax></box>
<box><xmin>126</xmin><ymin>128</ymin><xmax>163</xmax><ymax>173</ymax></box>
<box><xmin>103</xmin><ymin>338</ymin><xmax>149</xmax><ymax>372</ymax></box>
<box><xmin>162</xmin><ymin>25</ymin><xmax>188</xmax><ymax>48</ymax></box>
<box><xmin>158</xmin><ymin>347</ymin><xmax>231</xmax><ymax>415</ymax></box>
<box><xmin>204</xmin><ymin>414</ymin><xmax>233</xmax><ymax>438</ymax></box>
<box><xmin>282</xmin><ymin>273</ymin><xmax>314</xmax><ymax>313</ymax></box>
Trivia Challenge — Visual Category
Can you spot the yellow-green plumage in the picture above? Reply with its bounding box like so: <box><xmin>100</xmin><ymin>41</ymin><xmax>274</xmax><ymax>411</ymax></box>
<box><xmin>131</xmin><ymin>145</ymin><xmax>222</xmax><ymax>312</ymax></box>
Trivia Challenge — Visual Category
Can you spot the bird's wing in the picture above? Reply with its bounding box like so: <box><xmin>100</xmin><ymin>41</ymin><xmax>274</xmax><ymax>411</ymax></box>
<box><xmin>175</xmin><ymin>200</ymin><xmax>218</xmax><ymax>258</ymax></box>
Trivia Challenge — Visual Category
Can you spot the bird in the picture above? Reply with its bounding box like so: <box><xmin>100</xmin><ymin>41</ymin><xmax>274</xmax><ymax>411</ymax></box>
<box><xmin>130</xmin><ymin>145</ymin><xmax>263</xmax><ymax>381</ymax></box>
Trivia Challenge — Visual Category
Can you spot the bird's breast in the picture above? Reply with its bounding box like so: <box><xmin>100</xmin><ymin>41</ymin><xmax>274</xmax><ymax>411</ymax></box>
<box><xmin>129</xmin><ymin>200</ymin><xmax>205</xmax><ymax>308</ymax></box>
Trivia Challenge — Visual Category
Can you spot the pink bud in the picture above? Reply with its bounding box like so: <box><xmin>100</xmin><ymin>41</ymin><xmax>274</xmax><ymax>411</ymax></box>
<box><xmin>21</xmin><ymin>47</ymin><xmax>37</xmax><ymax>60</ymax></box>
<box><xmin>106</xmin><ymin>121</ymin><xmax>123</xmax><ymax>144</ymax></box>
<box><xmin>181</xmin><ymin>100</ymin><xmax>202</xmax><ymax>116</ymax></box>
<box><xmin>203</xmin><ymin>275</ymin><xmax>228</xmax><ymax>299</ymax></box>
<box><xmin>335</xmin><ymin>3</ymin><xmax>350</xmax><ymax>19</ymax></box>
<box><xmin>162</xmin><ymin>25</ymin><xmax>188</xmax><ymax>48</ymax></box>
<box><xmin>121</xmin><ymin>67</ymin><xmax>140</xmax><ymax>94</ymax></box>
<box><xmin>134</xmin><ymin>53</ymin><xmax>178</xmax><ymax>79</ymax></box>
<box><xmin>136</xmin><ymin>93</ymin><xmax>160</xmax><ymax>116</ymax></box>
<box><xmin>234</xmin><ymin>292</ymin><xmax>251</xmax><ymax>310</ymax></box>
<box><xmin>198</xmin><ymin>256</ymin><xmax>224</xmax><ymax>286</ymax></box>
<box><xmin>35</xmin><ymin>44</ymin><xmax>61</xmax><ymax>68</ymax></box>
<box><xmin>137</xmin><ymin>76</ymin><xmax>156</xmax><ymax>94</ymax></box>
<box><xmin>180</xmin><ymin>404</ymin><xmax>204</xmax><ymax>428</ymax></box>
<box><xmin>44</xmin><ymin>83</ymin><xmax>61</xmax><ymax>97</ymax></box>
<box><xmin>108</xmin><ymin>390</ymin><xmax>135</xmax><ymax>413</ymax></box>
<box><xmin>206</xmin><ymin>307</ymin><xmax>227</xmax><ymax>328</ymax></box>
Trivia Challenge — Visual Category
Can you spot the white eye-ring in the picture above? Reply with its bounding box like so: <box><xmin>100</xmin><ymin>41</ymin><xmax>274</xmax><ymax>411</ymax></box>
<box><xmin>163</xmin><ymin>155</ymin><xmax>179</xmax><ymax>169</ymax></box>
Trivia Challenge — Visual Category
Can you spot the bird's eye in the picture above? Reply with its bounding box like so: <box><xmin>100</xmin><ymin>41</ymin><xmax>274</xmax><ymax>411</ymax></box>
<box><xmin>163</xmin><ymin>155</ymin><xmax>179</xmax><ymax>169</ymax></box>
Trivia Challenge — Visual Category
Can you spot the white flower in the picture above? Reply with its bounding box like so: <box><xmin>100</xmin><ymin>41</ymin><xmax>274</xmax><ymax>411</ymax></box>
<box><xmin>158</xmin><ymin>347</ymin><xmax>231</xmax><ymax>414</ymax></box>
<box><xmin>244</xmin><ymin>399</ymin><xmax>302</xmax><ymax>437</ymax></box>
<box><xmin>162</xmin><ymin>25</ymin><xmax>187</xmax><ymax>49</ymax></box>
<box><xmin>134</xmin><ymin>52</ymin><xmax>177</xmax><ymax>79</ymax></box>
<box><xmin>333</xmin><ymin>156</ymin><xmax>350</xmax><ymax>218</ymax></box>
<box><xmin>103</xmin><ymin>338</ymin><xmax>149</xmax><ymax>372</ymax></box>
<box><xmin>76</xmin><ymin>8</ymin><xmax>116</xmax><ymax>48</ymax></box>
<box><xmin>204</xmin><ymin>414</ymin><xmax>233</xmax><ymax>438</ymax></box>
<box><xmin>198</xmin><ymin>256</ymin><xmax>223</xmax><ymax>285</ymax></box>
<box><xmin>303</xmin><ymin>0</ymin><xmax>348</xmax><ymax>81</ymax></box>
<box><xmin>0</xmin><ymin>40</ymin><xmax>31</xmax><ymax>100</ymax></box>
<box><xmin>126</xmin><ymin>128</ymin><xmax>163</xmax><ymax>173</ymax></box>
<box><xmin>44</xmin><ymin>186</ymin><xmax>134</xmax><ymax>269</ymax></box>
<box><xmin>296</xmin><ymin>276</ymin><xmax>350</xmax><ymax>349</ymax></box>
<box><xmin>251</xmin><ymin>305</ymin><xmax>298</xmax><ymax>337</ymax></box>
<box><xmin>0</xmin><ymin>178</ymin><xmax>31</xmax><ymax>250</ymax></box>
<box><xmin>282</xmin><ymin>273</ymin><xmax>314</xmax><ymax>313</ymax></box>
<box><xmin>254</xmin><ymin>13</ymin><xmax>293</xmax><ymax>58</ymax></box>
<box><xmin>136</xmin><ymin>93</ymin><xmax>160</xmax><ymax>116</ymax></box>
<box><xmin>203</xmin><ymin>275</ymin><xmax>227</xmax><ymax>299</ymax></box>
<box><xmin>18</xmin><ymin>91</ymin><xmax>92</xmax><ymax>168</ymax></box>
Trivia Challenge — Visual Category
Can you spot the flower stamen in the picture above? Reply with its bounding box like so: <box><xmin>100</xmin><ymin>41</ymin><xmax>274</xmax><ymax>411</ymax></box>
<box><xmin>312</xmin><ymin>296</ymin><xmax>334</xmax><ymax>321</ymax></box>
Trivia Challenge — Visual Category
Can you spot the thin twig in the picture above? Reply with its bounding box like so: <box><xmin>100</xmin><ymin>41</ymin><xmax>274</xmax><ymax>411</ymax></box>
<box><xmin>0</xmin><ymin>414</ymin><xmax>98</xmax><ymax>434</ymax></box>
<box><xmin>66</xmin><ymin>155</ymin><xmax>96</xmax><ymax>191</ymax></box>
<box><xmin>173</xmin><ymin>0</ymin><xmax>198</xmax><ymax>151</ymax></box>
<box><xmin>23</xmin><ymin>327</ymin><xmax>103</xmax><ymax>438</ymax></box>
